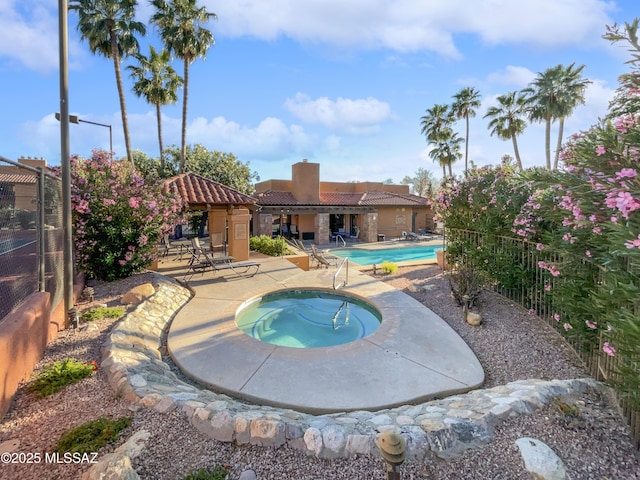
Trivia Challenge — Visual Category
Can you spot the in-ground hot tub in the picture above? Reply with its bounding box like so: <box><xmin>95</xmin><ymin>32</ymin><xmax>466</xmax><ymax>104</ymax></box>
<box><xmin>167</xmin><ymin>257</ymin><xmax>484</xmax><ymax>414</ymax></box>
<box><xmin>235</xmin><ymin>289</ymin><xmax>382</xmax><ymax>348</ymax></box>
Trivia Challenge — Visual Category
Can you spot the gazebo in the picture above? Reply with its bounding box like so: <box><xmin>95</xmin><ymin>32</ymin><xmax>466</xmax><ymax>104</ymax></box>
<box><xmin>162</xmin><ymin>173</ymin><xmax>257</xmax><ymax>261</ymax></box>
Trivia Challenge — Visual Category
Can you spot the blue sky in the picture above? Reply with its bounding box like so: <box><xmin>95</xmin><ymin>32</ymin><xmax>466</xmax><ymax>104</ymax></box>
<box><xmin>0</xmin><ymin>0</ymin><xmax>638</xmax><ymax>183</ymax></box>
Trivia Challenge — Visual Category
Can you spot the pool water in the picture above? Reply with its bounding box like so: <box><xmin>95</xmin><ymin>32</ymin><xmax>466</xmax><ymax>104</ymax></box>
<box><xmin>329</xmin><ymin>244</ymin><xmax>440</xmax><ymax>266</ymax></box>
<box><xmin>236</xmin><ymin>289</ymin><xmax>382</xmax><ymax>348</ymax></box>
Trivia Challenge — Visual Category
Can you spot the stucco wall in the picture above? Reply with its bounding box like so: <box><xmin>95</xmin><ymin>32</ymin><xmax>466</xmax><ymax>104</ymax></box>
<box><xmin>0</xmin><ymin>276</ymin><xmax>84</xmax><ymax>419</ymax></box>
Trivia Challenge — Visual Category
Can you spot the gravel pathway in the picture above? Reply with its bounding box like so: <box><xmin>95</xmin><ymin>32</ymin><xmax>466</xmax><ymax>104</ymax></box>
<box><xmin>1</xmin><ymin>266</ymin><xmax>639</xmax><ymax>480</ymax></box>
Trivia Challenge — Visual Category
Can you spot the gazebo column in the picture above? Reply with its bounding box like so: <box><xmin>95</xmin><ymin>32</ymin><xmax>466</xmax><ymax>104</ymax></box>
<box><xmin>228</xmin><ymin>208</ymin><xmax>251</xmax><ymax>261</ymax></box>
<box><xmin>208</xmin><ymin>209</ymin><xmax>227</xmax><ymax>251</ymax></box>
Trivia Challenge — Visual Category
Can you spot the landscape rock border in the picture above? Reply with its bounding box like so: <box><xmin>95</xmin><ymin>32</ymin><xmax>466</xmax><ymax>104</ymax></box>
<box><xmin>101</xmin><ymin>272</ymin><xmax>599</xmax><ymax>460</ymax></box>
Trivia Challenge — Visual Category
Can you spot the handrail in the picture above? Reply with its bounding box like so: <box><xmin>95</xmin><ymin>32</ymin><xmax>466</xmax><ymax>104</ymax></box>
<box><xmin>333</xmin><ymin>257</ymin><xmax>349</xmax><ymax>289</ymax></box>
<box><xmin>335</xmin><ymin>234</ymin><xmax>346</xmax><ymax>247</ymax></box>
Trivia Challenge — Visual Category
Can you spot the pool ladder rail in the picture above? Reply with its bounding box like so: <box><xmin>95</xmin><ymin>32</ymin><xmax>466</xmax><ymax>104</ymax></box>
<box><xmin>333</xmin><ymin>257</ymin><xmax>349</xmax><ymax>290</ymax></box>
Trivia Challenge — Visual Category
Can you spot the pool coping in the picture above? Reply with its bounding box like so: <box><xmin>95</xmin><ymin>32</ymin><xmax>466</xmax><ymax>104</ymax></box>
<box><xmin>167</xmin><ymin>255</ymin><xmax>484</xmax><ymax>414</ymax></box>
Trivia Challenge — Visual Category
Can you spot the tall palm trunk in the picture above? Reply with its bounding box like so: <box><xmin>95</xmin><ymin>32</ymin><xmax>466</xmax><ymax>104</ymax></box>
<box><xmin>544</xmin><ymin>118</ymin><xmax>552</xmax><ymax>170</ymax></box>
<box><xmin>442</xmin><ymin>164</ymin><xmax>446</xmax><ymax>180</ymax></box>
<box><xmin>511</xmin><ymin>134</ymin><xmax>523</xmax><ymax>171</ymax></box>
<box><xmin>155</xmin><ymin>102</ymin><xmax>164</xmax><ymax>172</ymax></box>
<box><xmin>448</xmin><ymin>163</ymin><xmax>453</xmax><ymax>178</ymax></box>
<box><xmin>554</xmin><ymin>118</ymin><xmax>565</xmax><ymax>170</ymax></box>
<box><xmin>109</xmin><ymin>28</ymin><xmax>133</xmax><ymax>166</ymax></box>
<box><xmin>464</xmin><ymin>116</ymin><xmax>470</xmax><ymax>177</ymax></box>
<box><xmin>180</xmin><ymin>57</ymin><xmax>190</xmax><ymax>173</ymax></box>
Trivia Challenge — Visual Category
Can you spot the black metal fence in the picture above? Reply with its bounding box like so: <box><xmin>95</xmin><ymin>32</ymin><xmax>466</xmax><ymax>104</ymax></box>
<box><xmin>0</xmin><ymin>156</ymin><xmax>64</xmax><ymax>321</ymax></box>
<box><xmin>446</xmin><ymin>228</ymin><xmax>640</xmax><ymax>450</ymax></box>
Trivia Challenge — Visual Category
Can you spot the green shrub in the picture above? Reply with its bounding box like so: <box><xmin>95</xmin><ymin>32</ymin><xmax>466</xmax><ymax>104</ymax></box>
<box><xmin>55</xmin><ymin>416</ymin><xmax>131</xmax><ymax>454</ymax></box>
<box><xmin>249</xmin><ymin>235</ymin><xmax>288</xmax><ymax>256</ymax></box>
<box><xmin>380</xmin><ymin>260</ymin><xmax>398</xmax><ymax>274</ymax></box>
<box><xmin>181</xmin><ymin>466</ymin><xmax>230</xmax><ymax>480</ymax></box>
<box><xmin>29</xmin><ymin>358</ymin><xmax>98</xmax><ymax>398</ymax></box>
<box><xmin>81</xmin><ymin>306</ymin><xmax>126</xmax><ymax>322</ymax></box>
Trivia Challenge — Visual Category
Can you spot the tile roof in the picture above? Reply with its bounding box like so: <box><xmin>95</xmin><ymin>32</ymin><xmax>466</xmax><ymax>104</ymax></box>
<box><xmin>0</xmin><ymin>174</ymin><xmax>37</xmax><ymax>184</ymax></box>
<box><xmin>254</xmin><ymin>189</ymin><xmax>430</xmax><ymax>207</ymax></box>
<box><xmin>254</xmin><ymin>191</ymin><xmax>299</xmax><ymax>205</ymax></box>
<box><xmin>319</xmin><ymin>192</ymin><xmax>364</xmax><ymax>205</ymax></box>
<box><xmin>359</xmin><ymin>192</ymin><xmax>430</xmax><ymax>206</ymax></box>
<box><xmin>162</xmin><ymin>173</ymin><xmax>256</xmax><ymax>206</ymax></box>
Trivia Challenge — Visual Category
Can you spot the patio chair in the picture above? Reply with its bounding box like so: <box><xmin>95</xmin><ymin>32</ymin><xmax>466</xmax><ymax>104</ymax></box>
<box><xmin>184</xmin><ymin>249</ymin><xmax>260</xmax><ymax>282</ymax></box>
<box><xmin>310</xmin><ymin>244</ymin><xmax>338</xmax><ymax>268</ymax></box>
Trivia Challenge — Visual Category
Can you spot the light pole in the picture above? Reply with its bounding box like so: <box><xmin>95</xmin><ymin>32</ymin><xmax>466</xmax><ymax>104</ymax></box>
<box><xmin>55</xmin><ymin>113</ymin><xmax>113</xmax><ymax>159</ymax></box>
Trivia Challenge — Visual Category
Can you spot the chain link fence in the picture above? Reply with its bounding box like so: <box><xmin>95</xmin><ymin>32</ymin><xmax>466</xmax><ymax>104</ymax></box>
<box><xmin>0</xmin><ymin>156</ymin><xmax>64</xmax><ymax>321</ymax></box>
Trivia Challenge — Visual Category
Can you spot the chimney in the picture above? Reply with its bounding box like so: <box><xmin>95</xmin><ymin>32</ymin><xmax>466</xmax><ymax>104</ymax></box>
<box><xmin>292</xmin><ymin>160</ymin><xmax>320</xmax><ymax>203</ymax></box>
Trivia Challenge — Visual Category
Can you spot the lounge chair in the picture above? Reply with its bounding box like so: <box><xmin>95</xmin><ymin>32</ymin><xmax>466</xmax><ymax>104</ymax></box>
<box><xmin>183</xmin><ymin>249</ymin><xmax>260</xmax><ymax>282</ymax></box>
<box><xmin>310</xmin><ymin>244</ymin><xmax>338</xmax><ymax>268</ymax></box>
<box><xmin>161</xmin><ymin>234</ymin><xmax>179</xmax><ymax>258</ymax></box>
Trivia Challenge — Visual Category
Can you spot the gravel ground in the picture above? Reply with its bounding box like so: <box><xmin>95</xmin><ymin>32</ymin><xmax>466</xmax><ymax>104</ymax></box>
<box><xmin>1</xmin><ymin>266</ymin><xmax>639</xmax><ymax>480</ymax></box>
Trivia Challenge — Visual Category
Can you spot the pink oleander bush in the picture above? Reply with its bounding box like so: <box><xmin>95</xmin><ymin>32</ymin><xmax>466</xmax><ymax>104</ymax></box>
<box><xmin>436</xmin><ymin>20</ymin><xmax>640</xmax><ymax>406</ymax></box>
<box><xmin>70</xmin><ymin>149</ymin><xmax>181</xmax><ymax>281</ymax></box>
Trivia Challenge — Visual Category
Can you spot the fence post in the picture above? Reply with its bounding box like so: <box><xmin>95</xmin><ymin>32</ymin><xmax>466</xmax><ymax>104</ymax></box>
<box><xmin>36</xmin><ymin>167</ymin><xmax>45</xmax><ymax>292</ymax></box>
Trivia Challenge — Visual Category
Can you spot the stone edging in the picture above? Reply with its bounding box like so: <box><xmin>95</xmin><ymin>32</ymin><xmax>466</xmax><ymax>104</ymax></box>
<box><xmin>101</xmin><ymin>272</ymin><xmax>598</xmax><ymax>460</ymax></box>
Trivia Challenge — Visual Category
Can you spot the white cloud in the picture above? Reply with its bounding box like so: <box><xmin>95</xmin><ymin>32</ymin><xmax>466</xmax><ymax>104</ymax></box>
<box><xmin>283</xmin><ymin>93</ymin><xmax>392</xmax><ymax>133</ymax></box>
<box><xmin>211</xmin><ymin>0</ymin><xmax>614</xmax><ymax>55</ymax></box>
<box><xmin>486</xmin><ymin>66</ymin><xmax>536</xmax><ymax>88</ymax></box>
<box><xmin>0</xmin><ymin>1</ymin><xmax>60</xmax><ymax>72</ymax></box>
<box><xmin>184</xmin><ymin>115</ymin><xmax>315</xmax><ymax>159</ymax></box>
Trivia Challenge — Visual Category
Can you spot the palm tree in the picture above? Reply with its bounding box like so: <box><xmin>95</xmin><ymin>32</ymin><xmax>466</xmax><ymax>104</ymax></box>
<box><xmin>127</xmin><ymin>46</ymin><xmax>183</xmax><ymax>172</ymax></box>
<box><xmin>428</xmin><ymin>127</ymin><xmax>463</xmax><ymax>179</ymax></box>
<box><xmin>69</xmin><ymin>0</ymin><xmax>146</xmax><ymax>166</ymax></box>
<box><xmin>552</xmin><ymin>63</ymin><xmax>591</xmax><ymax>170</ymax></box>
<box><xmin>483</xmin><ymin>91</ymin><xmax>529</xmax><ymax>170</ymax></box>
<box><xmin>420</xmin><ymin>104</ymin><xmax>453</xmax><ymax>142</ymax></box>
<box><xmin>451</xmin><ymin>87</ymin><xmax>481</xmax><ymax>176</ymax></box>
<box><xmin>150</xmin><ymin>0</ymin><xmax>216</xmax><ymax>173</ymax></box>
<box><xmin>420</xmin><ymin>104</ymin><xmax>459</xmax><ymax>179</ymax></box>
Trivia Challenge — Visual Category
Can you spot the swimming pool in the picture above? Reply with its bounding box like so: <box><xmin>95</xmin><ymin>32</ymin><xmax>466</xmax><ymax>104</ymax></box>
<box><xmin>329</xmin><ymin>244</ymin><xmax>440</xmax><ymax>266</ymax></box>
<box><xmin>235</xmin><ymin>289</ymin><xmax>382</xmax><ymax>348</ymax></box>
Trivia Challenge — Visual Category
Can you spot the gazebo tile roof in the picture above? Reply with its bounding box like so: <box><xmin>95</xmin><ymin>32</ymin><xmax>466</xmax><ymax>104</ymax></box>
<box><xmin>162</xmin><ymin>173</ymin><xmax>256</xmax><ymax>206</ymax></box>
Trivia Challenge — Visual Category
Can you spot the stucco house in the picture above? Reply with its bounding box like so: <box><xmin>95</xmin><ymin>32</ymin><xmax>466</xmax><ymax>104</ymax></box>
<box><xmin>253</xmin><ymin>160</ymin><xmax>433</xmax><ymax>245</ymax></box>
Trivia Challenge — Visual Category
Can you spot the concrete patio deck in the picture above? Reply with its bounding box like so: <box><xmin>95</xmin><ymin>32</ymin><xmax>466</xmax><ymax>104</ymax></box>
<box><xmin>159</xmin><ymin>253</ymin><xmax>484</xmax><ymax>414</ymax></box>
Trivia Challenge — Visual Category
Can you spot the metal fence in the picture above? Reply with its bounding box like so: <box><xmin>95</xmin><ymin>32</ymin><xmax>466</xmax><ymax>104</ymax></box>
<box><xmin>446</xmin><ymin>228</ymin><xmax>640</xmax><ymax>450</ymax></box>
<box><xmin>0</xmin><ymin>156</ymin><xmax>64</xmax><ymax>321</ymax></box>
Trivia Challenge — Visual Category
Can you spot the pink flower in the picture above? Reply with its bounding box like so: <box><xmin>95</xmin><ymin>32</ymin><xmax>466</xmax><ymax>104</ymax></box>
<box><xmin>536</xmin><ymin>243</ymin><xmax>544</xmax><ymax>251</ymax></box>
<box><xmin>602</xmin><ymin>342</ymin><xmax>616</xmax><ymax>357</ymax></box>
<box><xmin>625</xmin><ymin>234</ymin><xmax>640</xmax><ymax>249</ymax></box>
<box><xmin>563</xmin><ymin>323</ymin><xmax>573</xmax><ymax>331</ymax></box>
<box><xmin>615</xmin><ymin>168</ymin><xmax>637</xmax><ymax>180</ymax></box>
<box><xmin>585</xmin><ymin>250</ymin><xmax>592</xmax><ymax>258</ymax></box>
<box><xmin>544</xmin><ymin>284</ymin><xmax>552</xmax><ymax>292</ymax></box>
<box><xmin>553</xmin><ymin>313</ymin><xmax>560</xmax><ymax>322</ymax></box>
<box><xmin>585</xmin><ymin>320</ymin><xmax>597</xmax><ymax>329</ymax></box>
<box><xmin>595</xmin><ymin>145</ymin><xmax>606</xmax><ymax>156</ymax></box>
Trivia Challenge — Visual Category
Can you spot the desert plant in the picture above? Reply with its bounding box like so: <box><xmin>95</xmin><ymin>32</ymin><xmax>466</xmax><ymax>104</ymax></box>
<box><xmin>379</xmin><ymin>260</ymin><xmax>398</xmax><ymax>275</ymax></box>
<box><xmin>181</xmin><ymin>465</ymin><xmax>230</xmax><ymax>480</ymax></box>
<box><xmin>81</xmin><ymin>306</ymin><xmax>126</xmax><ymax>322</ymax></box>
<box><xmin>55</xmin><ymin>416</ymin><xmax>131</xmax><ymax>454</ymax></box>
<box><xmin>30</xmin><ymin>358</ymin><xmax>98</xmax><ymax>398</ymax></box>
<box><xmin>448</xmin><ymin>267</ymin><xmax>484</xmax><ymax>308</ymax></box>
